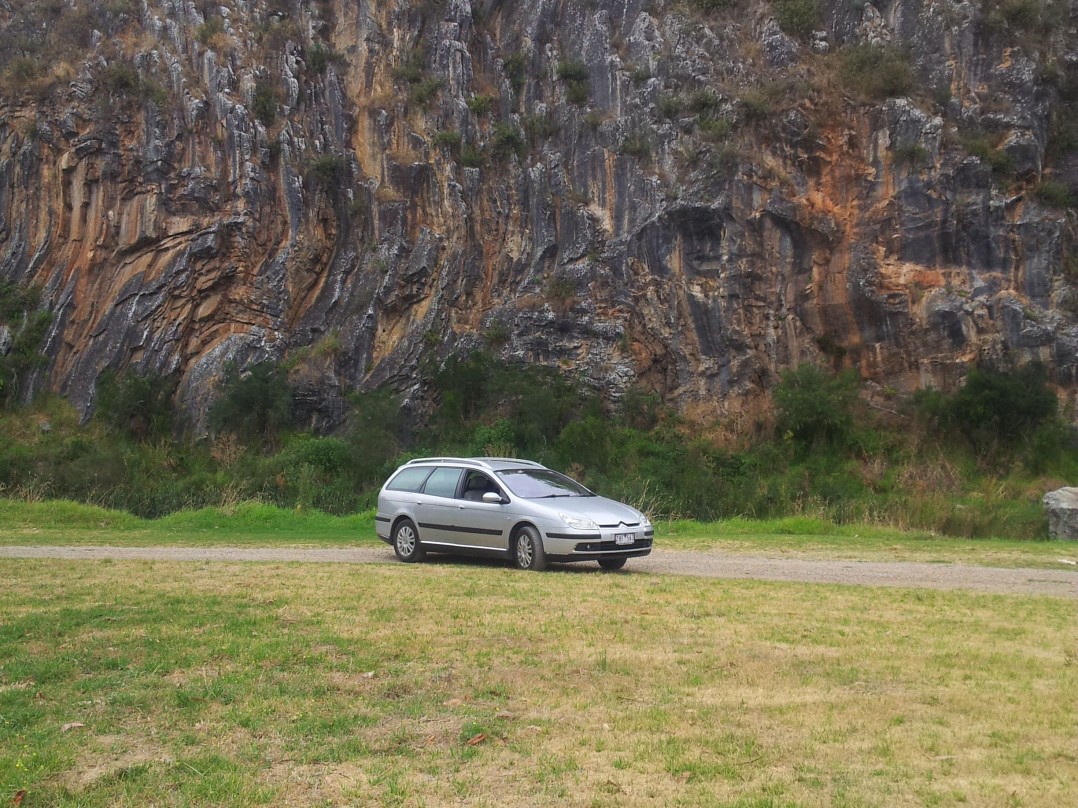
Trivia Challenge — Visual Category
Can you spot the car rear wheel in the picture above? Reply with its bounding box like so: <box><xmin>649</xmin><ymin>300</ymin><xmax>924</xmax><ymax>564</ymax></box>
<box><xmin>393</xmin><ymin>519</ymin><xmax>425</xmax><ymax>563</ymax></box>
<box><xmin>513</xmin><ymin>526</ymin><xmax>546</xmax><ymax>571</ymax></box>
<box><xmin>598</xmin><ymin>558</ymin><xmax>626</xmax><ymax>571</ymax></box>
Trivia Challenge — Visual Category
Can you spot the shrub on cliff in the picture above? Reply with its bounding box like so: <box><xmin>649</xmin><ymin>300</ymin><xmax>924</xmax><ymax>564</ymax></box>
<box><xmin>252</xmin><ymin>76</ymin><xmax>279</xmax><ymax>125</ymax></box>
<box><xmin>839</xmin><ymin>44</ymin><xmax>915</xmax><ymax>101</ymax></box>
<box><xmin>774</xmin><ymin>0</ymin><xmax>820</xmax><ymax>40</ymax></box>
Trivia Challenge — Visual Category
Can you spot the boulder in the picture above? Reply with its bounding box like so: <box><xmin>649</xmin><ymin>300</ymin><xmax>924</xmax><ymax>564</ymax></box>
<box><xmin>1042</xmin><ymin>488</ymin><xmax>1078</xmax><ymax>540</ymax></box>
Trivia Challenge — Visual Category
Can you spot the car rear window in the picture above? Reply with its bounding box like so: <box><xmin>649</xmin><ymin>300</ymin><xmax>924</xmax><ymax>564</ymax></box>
<box><xmin>386</xmin><ymin>466</ymin><xmax>432</xmax><ymax>492</ymax></box>
<box><xmin>423</xmin><ymin>467</ymin><xmax>463</xmax><ymax>498</ymax></box>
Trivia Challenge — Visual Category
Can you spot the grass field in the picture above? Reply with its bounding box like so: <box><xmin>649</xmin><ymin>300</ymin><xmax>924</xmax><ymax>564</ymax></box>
<box><xmin>1</xmin><ymin>499</ymin><xmax>1076</xmax><ymax>569</ymax></box>
<box><xmin>1</xmin><ymin>557</ymin><xmax>1076</xmax><ymax>807</ymax></box>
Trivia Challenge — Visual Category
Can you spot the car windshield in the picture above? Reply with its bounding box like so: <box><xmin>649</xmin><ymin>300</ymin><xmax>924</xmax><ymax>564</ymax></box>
<box><xmin>496</xmin><ymin>469</ymin><xmax>594</xmax><ymax>499</ymax></box>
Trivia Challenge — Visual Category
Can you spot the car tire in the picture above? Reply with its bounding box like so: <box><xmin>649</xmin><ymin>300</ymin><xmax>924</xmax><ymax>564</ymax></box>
<box><xmin>598</xmin><ymin>558</ymin><xmax>626</xmax><ymax>571</ymax></box>
<box><xmin>393</xmin><ymin>519</ymin><xmax>425</xmax><ymax>563</ymax></box>
<box><xmin>512</xmin><ymin>525</ymin><xmax>547</xmax><ymax>571</ymax></box>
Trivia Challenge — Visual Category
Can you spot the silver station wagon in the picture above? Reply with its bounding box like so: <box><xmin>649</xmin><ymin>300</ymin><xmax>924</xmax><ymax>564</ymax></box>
<box><xmin>376</xmin><ymin>457</ymin><xmax>654</xmax><ymax>571</ymax></box>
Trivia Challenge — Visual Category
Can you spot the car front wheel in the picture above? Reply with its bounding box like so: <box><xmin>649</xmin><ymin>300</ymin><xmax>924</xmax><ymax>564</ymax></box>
<box><xmin>393</xmin><ymin>519</ymin><xmax>425</xmax><ymax>563</ymax></box>
<box><xmin>513</xmin><ymin>526</ymin><xmax>546</xmax><ymax>571</ymax></box>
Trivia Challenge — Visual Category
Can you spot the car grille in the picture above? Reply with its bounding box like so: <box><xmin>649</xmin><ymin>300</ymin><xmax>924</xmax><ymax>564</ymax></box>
<box><xmin>574</xmin><ymin>537</ymin><xmax>653</xmax><ymax>553</ymax></box>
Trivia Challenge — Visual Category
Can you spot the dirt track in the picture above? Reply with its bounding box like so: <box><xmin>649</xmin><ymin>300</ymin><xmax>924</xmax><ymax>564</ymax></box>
<box><xmin>2</xmin><ymin>545</ymin><xmax>1076</xmax><ymax>598</ymax></box>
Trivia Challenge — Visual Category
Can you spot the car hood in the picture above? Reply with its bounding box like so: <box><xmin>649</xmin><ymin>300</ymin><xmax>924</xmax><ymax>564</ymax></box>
<box><xmin>546</xmin><ymin>496</ymin><xmax>646</xmax><ymax>527</ymax></box>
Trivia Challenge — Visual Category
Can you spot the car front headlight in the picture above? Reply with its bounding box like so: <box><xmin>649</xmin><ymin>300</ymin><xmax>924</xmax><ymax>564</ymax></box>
<box><xmin>559</xmin><ymin>512</ymin><xmax>599</xmax><ymax>531</ymax></box>
<box><xmin>640</xmin><ymin>513</ymin><xmax>652</xmax><ymax>528</ymax></box>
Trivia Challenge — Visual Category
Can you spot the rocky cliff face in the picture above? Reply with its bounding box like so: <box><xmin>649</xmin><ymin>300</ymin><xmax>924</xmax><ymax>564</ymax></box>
<box><xmin>1</xmin><ymin>0</ymin><xmax>1076</xmax><ymax>429</ymax></box>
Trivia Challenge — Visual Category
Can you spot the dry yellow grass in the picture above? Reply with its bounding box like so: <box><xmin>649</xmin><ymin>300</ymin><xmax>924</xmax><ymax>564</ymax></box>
<box><xmin>1</xmin><ymin>559</ymin><xmax>1075</xmax><ymax>806</ymax></box>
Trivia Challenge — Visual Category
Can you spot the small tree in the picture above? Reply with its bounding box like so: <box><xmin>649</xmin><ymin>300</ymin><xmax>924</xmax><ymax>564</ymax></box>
<box><xmin>95</xmin><ymin>370</ymin><xmax>179</xmax><ymax>442</ymax></box>
<box><xmin>209</xmin><ymin>361</ymin><xmax>294</xmax><ymax>448</ymax></box>
<box><xmin>0</xmin><ymin>281</ymin><xmax>51</xmax><ymax>407</ymax></box>
<box><xmin>344</xmin><ymin>388</ymin><xmax>405</xmax><ymax>486</ymax></box>
<box><xmin>773</xmin><ymin>364</ymin><xmax>860</xmax><ymax>452</ymax></box>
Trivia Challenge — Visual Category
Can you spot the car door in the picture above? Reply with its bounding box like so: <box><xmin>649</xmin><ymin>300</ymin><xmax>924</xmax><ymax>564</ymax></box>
<box><xmin>453</xmin><ymin>471</ymin><xmax>511</xmax><ymax>550</ymax></box>
<box><xmin>413</xmin><ymin>467</ymin><xmax>465</xmax><ymax>547</ymax></box>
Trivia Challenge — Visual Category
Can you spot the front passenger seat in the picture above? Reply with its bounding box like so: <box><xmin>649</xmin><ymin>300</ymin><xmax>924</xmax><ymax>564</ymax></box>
<box><xmin>462</xmin><ymin>476</ymin><xmax>488</xmax><ymax>501</ymax></box>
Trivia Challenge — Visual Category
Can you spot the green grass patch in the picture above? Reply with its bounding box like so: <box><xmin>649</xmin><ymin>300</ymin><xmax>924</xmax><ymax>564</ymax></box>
<box><xmin>0</xmin><ymin>498</ymin><xmax>1072</xmax><ymax>568</ymax></box>
<box><xmin>661</xmin><ymin>515</ymin><xmax>1071</xmax><ymax>568</ymax></box>
<box><xmin>0</xmin><ymin>560</ymin><xmax>1074</xmax><ymax>806</ymax></box>
<box><xmin>0</xmin><ymin>499</ymin><xmax>377</xmax><ymax>546</ymax></box>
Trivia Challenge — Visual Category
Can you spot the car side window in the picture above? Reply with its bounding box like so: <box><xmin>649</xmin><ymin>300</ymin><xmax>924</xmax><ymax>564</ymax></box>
<box><xmin>386</xmin><ymin>467</ymin><xmax>432</xmax><ymax>492</ymax></box>
<box><xmin>423</xmin><ymin>467</ymin><xmax>463</xmax><ymax>498</ymax></box>
<box><xmin>461</xmin><ymin>472</ymin><xmax>499</xmax><ymax>501</ymax></box>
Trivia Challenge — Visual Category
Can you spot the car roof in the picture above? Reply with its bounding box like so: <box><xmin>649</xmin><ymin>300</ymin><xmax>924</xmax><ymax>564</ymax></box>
<box><xmin>403</xmin><ymin>457</ymin><xmax>548</xmax><ymax>473</ymax></box>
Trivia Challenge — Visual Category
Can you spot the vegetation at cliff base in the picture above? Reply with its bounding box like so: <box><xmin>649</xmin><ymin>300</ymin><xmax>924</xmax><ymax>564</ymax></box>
<box><xmin>0</xmin><ymin>351</ymin><xmax>1075</xmax><ymax>540</ymax></box>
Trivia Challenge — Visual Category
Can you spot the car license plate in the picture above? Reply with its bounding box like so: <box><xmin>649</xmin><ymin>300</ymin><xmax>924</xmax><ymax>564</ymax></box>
<box><xmin>614</xmin><ymin>533</ymin><xmax>635</xmax><ymax>545</ymax></box>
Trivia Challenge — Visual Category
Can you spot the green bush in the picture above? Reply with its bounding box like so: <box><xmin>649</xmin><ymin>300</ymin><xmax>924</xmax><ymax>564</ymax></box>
<box><xmin>209</xmin><ymin>361</ymin><xmax>294</xmax><ymax>449</ymax></box>
<box><xmin>699</xmin><ymin>116</ymin><xmax>733</xmax><ymax>141</ymax></box>
<box><xmin>432</xmin><ymin>130</ymin><xmax>463</xmax><ymax>151</ymax></box>
<box><xmin>556</xmin><ymin>61</ymin><xmax>589</xmax><ymax>83</ymax></box>
<box><xmin>690</xmin><ymin>0</ymin><xmax>738</xmax><ymax>10</ymax></box>
<box><xmin>411</xmin><ymin>77</ymin><xmax>442</xmax><ymax>107</ymax></box>
<box><xmin>774</xmin><ymin>0</ymin><xmax>820</xmax><ymax>39</ymax></box>
<box><xmin>467</xmin><ymin>94</ymin><xmax>495</xmax><ymax>117</ymax></box>
<box><xmin>739</xmin><ymin>85</ymin><xmax>783</xmax><ymax>122</ymax></box>
<box><xmin>983</xmin><ymin>0</ymin><xmax>1063</xmax><ymax>35</ymax></box>
<box><xmin>773</xmin><ymin>364</ymin><xmax>860</xmax><ymax>452</ymax></box>
<box><xmin>557</xmin><ymin>60</ymin><xmax>589</xmax><ymax>104</ymax></box>
<box><xmin>393</xmin><ymin>50</ymin><xmax>426</xmax><ymax>84</ymax></box>
<box><xmin>523</xmin><ymin>113</ymin><xmax>561</xmax><ymax>144</ymax></box>
<box><xmin>94</xmin><ymin>370</ymin><xmax>179</xmax><ymax>442</ymax></box>
<box><xmin>503</xmin><ymin>53</ymin><xmax>526</xmax><ymax>95</ymax></box>
<box><xmin>342</xmin><ymin>388</ymin><xmax>405</xmax><ymax>487</ymax></box>
<box><xmin>840</xmin><ymin>44</ymin><xmax>915</xmax><ymax>101</ymax></box>
<box><xmin>618</xmin><ymin>132</ymin><xmax>653</xmax><ymax>161</ymax></box>
<box><xmin>490</xmin><ymin>123</ymin><xmax>527</xmax><ymax>161</ymax></box>
<box><xmin>892</xmin><ymin>142</ymin><xmax>930</xmax><ymax>166</ymax></box>
<box><xmin>686</xmin><ymin>90</ymin><xmax>721</xmax><ymax>115</ymax></box>
<box><xmin>959</xmin><ymin>133</ymin><xmax>1015</xmax><ymax>178</ymax></box>
<box><xmin>915</xmin><ymin>365</ymin><xmax>1059</xmax><ymax>460</ymax></box>
<box><xmin>428</xmin><ymin>351</ymin><xmax>586</xmax><ymax>455</ymax></box>
<box><xmin>98</xmin><ymin>61</ymin><xmax>140</xmax><ymax>94</ymax></box>
<box><xmin>306</xmin><ymin>154</ymin><xmax>349</xmax><ymax>188</ymax></box>
<box><xmin>1033</xmin><ymin>179</ymin><xmax>1076</xmax><ymax>208</ymax></box>
<box><xmin>0</xmin><ymin>281</ymin><xmax>51</xmax><ymax>407</ymax></box>
<box><xmin>565</xmin><ymin>82</ymin><xmax>590</xmax><ymax>104</ymax></box>
<box><xmin>252</xmin><ymin>77</ymin><xmax>279</xmax><ymax>125</ymax></box>
<box><xmin>658</xmin><ymin>95</ymin><xmax>683</xmax><ymax>119</ymax></box>
<box><xmin>306</xmin><ymin>42</ymin><xmax>344</xmax><ymax>75</ymax></box>
<box><xmin>459</xmin><ymin>145</ymin><xmax>486</xmax><ymax>168</ymax></box>
<box><xmin>196</xmin><ymin>18</ymin><xmax>225</xmax><ymax>46</ymax></box>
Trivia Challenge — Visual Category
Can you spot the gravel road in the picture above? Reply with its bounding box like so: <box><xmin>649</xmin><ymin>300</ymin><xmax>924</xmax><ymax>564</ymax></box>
<box><xmin>2</xmin><ymin>545</ymin><xmax>1076</xmax><ymax>598</ymax></box>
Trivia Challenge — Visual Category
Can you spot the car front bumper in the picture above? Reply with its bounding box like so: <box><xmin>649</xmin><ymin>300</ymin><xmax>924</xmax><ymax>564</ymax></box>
<box><xmin>542</xmin><ymin>527</ymin><xmax>654</xmax><ymax>562</ymax></box>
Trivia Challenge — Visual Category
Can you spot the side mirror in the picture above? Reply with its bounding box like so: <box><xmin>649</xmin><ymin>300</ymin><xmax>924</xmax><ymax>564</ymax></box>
<box><xmin>482</xmin><ymin>491</ymin><xmax>505</xmax><ymax>504</ymax></box>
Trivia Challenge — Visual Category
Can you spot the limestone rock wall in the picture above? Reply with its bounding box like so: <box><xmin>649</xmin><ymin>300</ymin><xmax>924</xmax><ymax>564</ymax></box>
<box><xmin>0</xmin><ymin>0</ymin><xmax>1075</xmax><ymax>428</ymax></box>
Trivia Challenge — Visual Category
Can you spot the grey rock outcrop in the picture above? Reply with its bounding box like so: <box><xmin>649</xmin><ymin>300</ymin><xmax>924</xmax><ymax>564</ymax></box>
<box><xmin>1043</xmin><ymin>488</ymin><xmax>1078</xmax><ymax>541</ymax></box>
